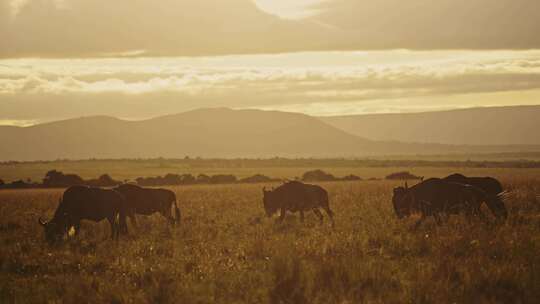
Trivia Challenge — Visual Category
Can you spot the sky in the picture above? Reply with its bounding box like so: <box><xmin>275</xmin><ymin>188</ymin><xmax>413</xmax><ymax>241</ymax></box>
<box><xmin>1</xmin><ymin>0</ymin><xmax>540</xmax><ymax>125</ymax></box>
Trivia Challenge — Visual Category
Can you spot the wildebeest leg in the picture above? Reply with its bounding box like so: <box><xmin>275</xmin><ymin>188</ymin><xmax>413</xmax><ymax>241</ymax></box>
<box><xmin>129</xmin><ymin>214</ymin><xmax>138</xmax><ymax>229</ymax></box>
<box><xmin>74</xmin><ymin>220</ymin><xmax>81</xmax><ymax>237</ymax></box>
<box><xmin>475</xmin><ymin>204</ymin><xmax>488</xmax><ymax>222</ymax></box>
<box><xmin>463</xmin><ymin>202</ymin><xmax>476</xmax><ymax>223</ymax></box>
<box><xmin>413</xmin><ymin>214</ymin><xmax>426</xmax><ymax>230</ymax></box>
<box><xmin>108</xmin><ymin>217</ymin><xmax>118</xmax><ymax>241</ymax></box>
<box><xmin>434</xmin><ymin>213</ymin><xmax>442</xmax><ymax>225</ymax></box>
<box><xmin>323</xmin><ymin>206</ymin><xmax>335</xmax><ymax>227</ymax></box>
<box><xmin>279</xmin><ymin>208</ymin><xmax>286</xmax><ymax>223</ymax></box>
<box><xmin>159</xmin><ymin>209</ymin><xmax>175</xmax><ymax>226</ymax></box>
<box><xmin>313</xmin><ymin>209</ymin><xmax>324</xmax><ymax>224</ymax></box>
<box><xmin>119</xmin><ymin>211</ymin><xmax>128</xmax><ymax>235</ymax></box>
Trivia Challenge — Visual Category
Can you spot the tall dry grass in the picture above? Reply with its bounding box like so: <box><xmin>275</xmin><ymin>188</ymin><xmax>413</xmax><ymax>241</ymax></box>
<box><xmin>0</xmin><ymin>174</ymin><xmax>539</xmax><ymax>303</ymax></box>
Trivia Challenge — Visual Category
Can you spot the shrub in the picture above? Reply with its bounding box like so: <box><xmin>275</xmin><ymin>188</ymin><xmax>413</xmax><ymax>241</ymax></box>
<box><xmin>340</xmin><ymin>175</ymin><xmax>362</xmax><ymax>181</ymax></box>
<box><xmin>385</xmin><ymin>171</ymin><xmax>423</xmax><ymax>180</ymax></box>
<box><xmin>85</xmin><ymin>174</ymin><xmax>121</xmax><ymax>187</ymax></box>
<box><xmin>180</xmin><ymin>174</ymin><xmax>196</xmax><ymax>184</ymax></box>
<box><xmin>196</xmin><ymin>174</ymin><xmax>211</xmax><ymax>184</ymax></box>
<box><xmin>43</xmin><ymin>170</ymin><xmax>85</xmax><ymax>187</ymax></box>
<box><xmin>8</xmin><ymin>180</ymin><xmax>31</xmax><ymax>189</ymax></box>
<box><xmin>302</xmin><ymin>170</ymin><xmax>336</xmax><ymax>182</ymax></box>
<box><xmin>239</xmin><ymin>174</ymin><xmax>276</xmax><ymax>184</ymax></box>
<box><xmin>210</xmin><ymin>174</ymin><xmax>237</xmax><ymax>184</ymax></box>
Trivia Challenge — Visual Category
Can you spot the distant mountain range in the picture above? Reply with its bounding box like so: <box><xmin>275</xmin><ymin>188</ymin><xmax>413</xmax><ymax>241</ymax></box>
<box><xmin>1</xmin><ymin>107</ymin><xmax>539</xmax><ymax>161</ymax></box>
<box><xmin>321</xmin><ymin>105</ymin><xmax>540</xmax><ymax>146</ymax></box>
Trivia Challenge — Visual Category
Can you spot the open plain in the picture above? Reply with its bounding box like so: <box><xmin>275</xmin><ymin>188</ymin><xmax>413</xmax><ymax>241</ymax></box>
<box><xmin>1</xmin><ymin>165</ymin><xmax>539</xmax><ymax>303</ymax></box>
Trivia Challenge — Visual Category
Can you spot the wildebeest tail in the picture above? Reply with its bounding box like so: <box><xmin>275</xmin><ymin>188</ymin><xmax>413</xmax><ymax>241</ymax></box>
<box><xmin>486</xmin><ymin>194</ymin><xmax>508</xmax><ymax>220</ymax></box>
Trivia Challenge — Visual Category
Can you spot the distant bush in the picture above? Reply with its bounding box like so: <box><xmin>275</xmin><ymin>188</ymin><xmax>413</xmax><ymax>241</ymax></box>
<box><xmin>85</xmin><ymin>174</ymin><xmax>121</xmax><ymax>187</ymax></box>
<box><xmin>302</xmin><ymin>169</ymin><xmax>363</xmax><ymax>182</ymax></box>
<box><xmin>0</xmin><ymin>179</ymin><xmax>4</xmax><ymax>186</ymax></box>
<box><xmin>43</xmin><ymin>170</ymin><xmax>85</xmax><ymax>187</ymax></box>
<box><xmin>196</xmin><ymin>174</ymin><xmax>211</xmax><ymax>184</ymax></box>
<box><xmin>210</xmin><ymin>174</ymin><xmax>237</xmax><ymax>184</ymax></box>
<box><xmin>340</xmin><ymin>174</ymin><xmax>362</xmax><ymax>181</ymax></box>
<box><xmin>181</xmin><ymin>174</ymin><xmax>196</xmax><ymax>184</ymax></box>
<box><xmin>239</xmin><ymin>174</ymin><xmax>278</xmax><ymax>184</ymax></box>
<box><xmin>302</xmin><ymin>170</ymin><xmax>336</xmax><ymax>182</ymax></box>
<box><xmin>8</xmin><ymin>180</ymin><xmax>34</xmax><ymax>189</ymax></box>
<box><xmin>136</xmin><ymin>175</ymin><xmax>173</xmax><ymax>186</ymax></box>
<box><xmin>135</xmin><ymin>173</ymin><xmax>200</xmax><ymax>186</ymax></box>
<box><xmin>385</xmin><ymin>171</ymin><xmax>423</xmax><ymax>180</ymax></box>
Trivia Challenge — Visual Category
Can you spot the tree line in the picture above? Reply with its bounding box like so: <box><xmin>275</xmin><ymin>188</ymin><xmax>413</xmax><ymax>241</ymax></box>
<box><xmin>0</xmin><ymin>169</ymin><xmax>421</xmax><ymax>189</ymax></box>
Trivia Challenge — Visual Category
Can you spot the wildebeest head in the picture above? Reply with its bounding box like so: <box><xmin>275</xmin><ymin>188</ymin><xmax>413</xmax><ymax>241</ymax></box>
<box><xmin>392</xmin><ymin>185</ymin><xmax>413</xmax><ymax>219</ymax></box>
<box><xmin>262</xmin><ymin>187</ymin><xmax>279</xmax><ymax>217</ymax></box>
<box><xmin>38</xmin><ymin>200</ymin><xmax>67</xmax><ymax>244</ymax></box>
<box><xmin>489</xmin><ymin>195</ymin><xmax>509</xmax><ymax>220</ymax></box>
<box><xmin>38</xmin><ymin>217</ymin><xmax>65</xmax><ymax>244</ymax></box>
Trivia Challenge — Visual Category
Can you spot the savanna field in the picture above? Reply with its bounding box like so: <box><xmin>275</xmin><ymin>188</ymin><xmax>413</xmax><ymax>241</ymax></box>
<box><xmin>1</xmin><ymin>165</ymin><xmax>539</xmax><ymax>303</ymax></box>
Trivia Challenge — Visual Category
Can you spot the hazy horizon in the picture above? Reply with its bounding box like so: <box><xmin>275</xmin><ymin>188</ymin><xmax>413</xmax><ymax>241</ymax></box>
<box><xmin>2</xmin><ymin>50</ymin><xmax>540</xmax><ymax>126</ymax></box>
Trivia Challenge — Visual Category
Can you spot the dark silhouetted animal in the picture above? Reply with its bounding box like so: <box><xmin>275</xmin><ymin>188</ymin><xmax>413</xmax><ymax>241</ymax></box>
<box><xmin>392</xmin><ymin>178</ymin><xmax>503</xmax><ymax>229</ymax></box>
<box><xmin>114</xmin><ymin>184</ymin><xmax>180</xmax><ymax>230</ymax></box>
<box><xmin>443</xmin><ymin>173</ymin><xmax>507</xmax><ymax>219</ymax></box>
<box><xmin>262</xmin><ymin>181</ymin><xmax>334</xmax><ymax>226</ymax></box>
<box><xmin>38</xmin><ymin>186</ymin><xmax>127</xmax><ymax>244</ymax></box>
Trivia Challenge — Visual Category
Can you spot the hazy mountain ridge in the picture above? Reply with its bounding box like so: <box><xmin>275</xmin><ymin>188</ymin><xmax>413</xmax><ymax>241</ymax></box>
<box><xmin>1</xmin><ymin>107</ymin><xmax>539</xmax><ymax>161</ymax></box>
<box><xmin>321</xmin><ymin>105</ymin><xmax>540</xmax><ymax>145</ymax></box>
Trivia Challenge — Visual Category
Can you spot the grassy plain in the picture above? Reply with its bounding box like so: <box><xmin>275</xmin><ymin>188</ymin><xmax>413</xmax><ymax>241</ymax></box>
<box><xmin>0</xmin><ymin>166</ymin><xmax>539</xmax><ymax>303</ymax></box>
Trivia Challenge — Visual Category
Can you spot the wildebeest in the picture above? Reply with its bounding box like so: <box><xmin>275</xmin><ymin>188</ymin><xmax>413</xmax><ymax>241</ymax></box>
<box><xmin>38</xmin><ymin>186</ymin><xmax>127</xmax><ymax>244</ymax></box>
<box><xmin>262</xmin><ymin>181</ymin><xmax>334</xmax><ymax>226</ymax></box>
<box><xmin>392</xmin><ymin>178</ymin><xmax>503</xmax><ymax>229</ymax></box>
<box><xmin>114</xmin><ymin>184</ymin><xmax>180</xmax><ymax>230</ymax></box>
<box><xmin>443</xmin><ymin>173</ymin><xmax>508</xmax><ymax>219</ymax></box>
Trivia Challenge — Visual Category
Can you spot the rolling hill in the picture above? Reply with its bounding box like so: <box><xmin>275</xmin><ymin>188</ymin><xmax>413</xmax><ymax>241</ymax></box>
<box><xmin>0</xmin><ymin>108</ymin><xmax>539</xmax><ymax>161</ymax></box>
<box><xmin>321</xmin><ymin>105</ymin><xmax>540</xmax><ymax>146</ymax></box>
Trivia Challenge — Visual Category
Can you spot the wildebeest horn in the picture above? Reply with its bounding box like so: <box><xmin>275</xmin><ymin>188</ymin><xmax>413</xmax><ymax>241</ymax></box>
<box><xmin>38</xmin><ymin>217</ymin><xmax>47</xmax><ymax>226</ymax></box>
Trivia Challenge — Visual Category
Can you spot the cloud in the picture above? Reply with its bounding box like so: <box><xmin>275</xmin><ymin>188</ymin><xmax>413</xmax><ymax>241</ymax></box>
<box><xmin>312</xmin><ymin>0</ymin><xmax>540</xmax><ymax>50</ymax></box>
<box><xmin>1</xmin><ymin>50</ymin><xmax>540</xmax><ymax>120</ymax></box>
<box><xmin>0</xmin><ymin>0</ymin><xmax>319</xmax><ymax>58</ymax></box>
<box><xmin>3</xmin><ymin>50</ymin><xmax>540</xmax><ymax>96</ymax></box>
<box><xmin>2</xmin><ymin>0</ymin><xmax>540</xmax><ymax>58</ymax></box>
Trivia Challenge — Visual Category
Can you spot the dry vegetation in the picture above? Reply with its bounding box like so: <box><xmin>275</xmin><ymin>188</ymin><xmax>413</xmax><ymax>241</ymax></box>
<box><xmin>1</xmin><ymin>168</ymin><xmax>539</xmax><ymax>303</ymax></box>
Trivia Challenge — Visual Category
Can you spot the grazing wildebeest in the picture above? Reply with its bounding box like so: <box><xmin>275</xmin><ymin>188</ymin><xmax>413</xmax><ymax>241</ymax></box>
<box><xmin>262</xmin><ymin>181</ymin><xmax>334</xmax><ymax>226</ymax></box>
<box><xmin>443</xmin><ymin>173</ymin><xmax>508</xmax><ymax>219</ymax></box>
<box><xmin>38</xmin><ymin>186</ymin><xmax>127</xmax><ymax>244</ymax></box>
<box><xmin>114</xmin><ymin>184</ymin><xmax>180</xmax><ymax>230</ymax></box>
<box><xmin>392</xmin><ymin>178</ymin><xmax>502</xmax><ymax>229</ymax></box>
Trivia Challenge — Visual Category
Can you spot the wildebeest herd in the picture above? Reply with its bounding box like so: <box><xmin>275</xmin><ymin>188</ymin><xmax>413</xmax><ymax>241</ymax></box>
<box><xmin>393</xmin><ymin>174</ymin><xmax>508</xmax><ymax>228</ymax></box>
<box><xmin>38</xmin><ymin>173</ymin><xmax>508</xmax><ymax>244</ymax></box>
<box><xmin>39</xmin><ymin>184</ymin><xmax>180</xmax><ymax>244</ymax></box>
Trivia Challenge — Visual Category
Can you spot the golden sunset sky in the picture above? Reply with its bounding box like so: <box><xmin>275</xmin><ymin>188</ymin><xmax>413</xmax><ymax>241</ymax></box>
<box><xmin>1</xmin><ymin>0</ymin><xmax>540</xmax><ymax>125</ymax></box>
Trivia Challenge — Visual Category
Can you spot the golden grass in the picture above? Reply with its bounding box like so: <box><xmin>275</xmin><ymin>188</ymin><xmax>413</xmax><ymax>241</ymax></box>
<box><xmin>0</xmin><ymin>170</ymin><xmax>539</xmax><ymax>303</ymax></box>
